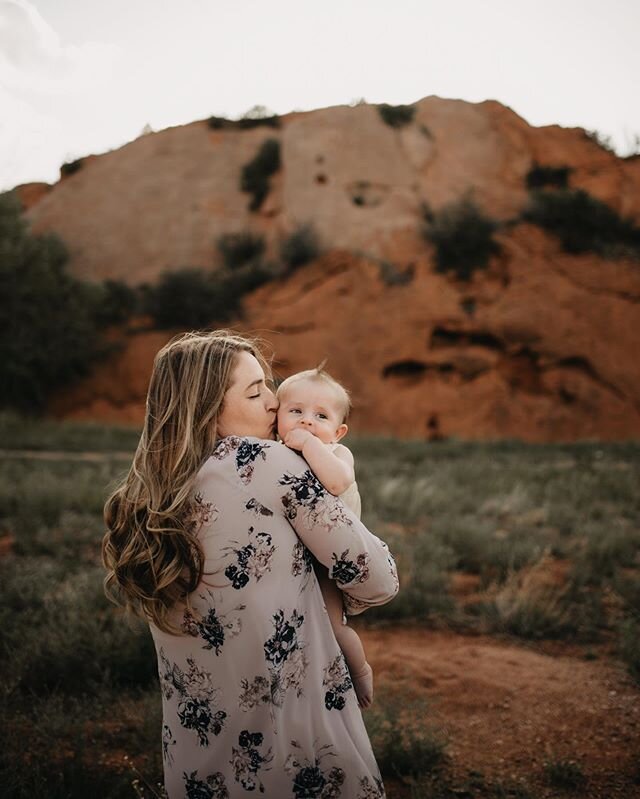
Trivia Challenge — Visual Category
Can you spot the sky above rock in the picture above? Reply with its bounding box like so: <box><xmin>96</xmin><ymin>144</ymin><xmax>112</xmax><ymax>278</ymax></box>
<box><xmin>1</xmin><ymin>0</ymin><xmax>639</xmax><ymax>191</ymax></box>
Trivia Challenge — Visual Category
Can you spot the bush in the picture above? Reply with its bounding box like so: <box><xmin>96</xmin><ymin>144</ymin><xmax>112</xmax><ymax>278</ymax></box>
<box><xmin>544</xmin><ymin>759</ymin><xmax>586</xmax><ymax>790</ymax></box>
<box><xmin>142</xmin><ymin>265</ymin><xmax>271</xmax><ymax>328</ymax></box>
<box><xmin>364</xmin><ymin>694</ymin><xmax>446</xmax><ymax>779</ymax></box>
<box><xmin>378</xmin><ymin>104</ymin><xmax>415</xmax><ymax>128</ymax></box>
<box><xmin>217</xmin><ymin>231</ymin><xmax>265</xmax><ymax>269</ymax></box>
<box><xmin>240</xmin><ymin>138</ymin><xmax>281</xmax><ymax>211</ymax></box>
<box><xmin>584</xmin><ymin>129</ymin><xmax>615</xmax><ymax>153</ymax></box>
<box><xmin>0</xmin><ymin>191</ymin><xmax>104</xmax><ymax>412</ymax></box>
<box><xmin>59</xmin><ymin>158</ymin><xmax>84</xmax><ymax>178</ymax></box>
<box><xmin>280</xmin><ymin>224</ymin><xmax>320</xmax><ymax>272</ymax></box>
<box><xmin>525</xmin><ymin>163</ymin><xmax>571</xmax><ymax>190</ymax></box>
<box><xmin>208</xmin><ymin>106</ymin><xmax>280</xmax><ymax>131</ymax></box>
<box><xmin>91</xmin><ymin>279</ymin><xmax>139</xmax><ymax>326</ymax></box>
<box><xmin>523</xmin><ymin>189</ymin><xmax>640</xmax><ymax>258</ymax></box>
<box><xmin>423</xmin><ymin>198</ymin><xmax>501</xmax><ymax>280</ymax></box>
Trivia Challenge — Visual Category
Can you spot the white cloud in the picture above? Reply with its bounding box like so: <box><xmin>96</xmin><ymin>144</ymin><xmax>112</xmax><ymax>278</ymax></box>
<box><xmin>0</xmin><ymin>0</ymin><xmax>120</xmax><ymax>94</ymax></box>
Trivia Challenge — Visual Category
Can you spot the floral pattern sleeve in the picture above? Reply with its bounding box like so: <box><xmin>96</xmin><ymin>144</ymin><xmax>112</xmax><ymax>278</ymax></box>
<box><xmin>259</xmin><ymin>443</ymin><xmax>399</xmax><ymax>613</ymax></box>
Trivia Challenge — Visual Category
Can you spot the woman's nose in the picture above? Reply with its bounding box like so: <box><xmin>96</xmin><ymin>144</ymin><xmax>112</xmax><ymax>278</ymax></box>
<box><xmin>265</xmin><ymin>390</ymin><xmax>278</xmax><ymax>412</ymax></box>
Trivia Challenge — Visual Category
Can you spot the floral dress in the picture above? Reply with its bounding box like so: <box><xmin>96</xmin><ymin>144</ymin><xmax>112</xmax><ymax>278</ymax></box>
<box><xmin>150</xmin><ymin>436</ymin><xmax>399</xmax><ymax>799</ymax></box>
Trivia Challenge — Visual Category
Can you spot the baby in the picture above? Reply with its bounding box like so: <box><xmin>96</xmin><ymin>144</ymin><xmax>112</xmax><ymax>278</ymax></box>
<box><xmin>277</xmin><ymin>366</ymin><xmax>374</xmax><ymax>708</ymax></box>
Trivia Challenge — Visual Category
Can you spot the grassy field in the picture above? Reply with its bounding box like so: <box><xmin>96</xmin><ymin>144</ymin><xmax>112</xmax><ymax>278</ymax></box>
<box><xmin>1</xmin><ymin>413</ymin><xmax>639</xmax><ymax>798</ymax></box>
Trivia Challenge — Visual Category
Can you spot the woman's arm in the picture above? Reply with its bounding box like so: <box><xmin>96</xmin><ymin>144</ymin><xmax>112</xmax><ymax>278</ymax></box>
<box><xmin>257</xmin><ymin>440</ymin><xmax>399</xmax><ymax>612</ymax></box>
<box><xmin>284</xmin><ymin>429</ymin><xmax>354</xmax><ymax>496</ymax></box>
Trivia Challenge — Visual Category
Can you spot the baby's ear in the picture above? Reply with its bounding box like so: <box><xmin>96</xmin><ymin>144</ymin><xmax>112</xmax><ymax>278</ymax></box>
<box><xmin>334</xmin><ymin>423</ymin><xmax>348</xmax><ymax>442</ymax></box>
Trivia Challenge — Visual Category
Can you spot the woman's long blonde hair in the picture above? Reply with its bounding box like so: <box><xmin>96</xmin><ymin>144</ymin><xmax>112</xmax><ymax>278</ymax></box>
<box><xmin>102</xmin><ymin>330</ymin><xmax>271</xmax><ymax>633</ymax></box>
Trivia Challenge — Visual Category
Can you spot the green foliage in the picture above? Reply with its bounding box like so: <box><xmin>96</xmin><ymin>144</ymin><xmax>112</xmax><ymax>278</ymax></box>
<box><xmin>423</xmin><ymin>198</ymin><xmax>501</xmax><ymax>280</ymax></box>
<box><xmin>525</xmin><ymin>163</ymin><xmax>571</xmax><ymax>190</ymax></box>
<box><xmin>544</xmin><ymin>759</ymin><xmax>586</xmax><ymax>790</ymax></box>
<box><xmin>378</xmin><ymin>103</ymin><xmax>416</xmax><ymax>128</ymax></box>
<box><xmin>240</xmin><ymin>138</ymin><xmax>281</xmax><ymax>211</ymax></box>
<box><xmin>217</xmin><ymin>231</ymin><xmax>265</xmax><ymax>269</ymax></box>
<box><xmin>60</xmin><ymin>158</ymin><xmax>84</xmax><ymax>177</ymax></box>
<box><xmin>365</xmin><ymin>695</ymin><xmax>446</xmax><ymax>780</ymax></box>
<box><xmin>91</xmin><ymin>279</ymin><xmax>140</xmax><ymax>326</ymax></box>
<box><xmin>0</xmin><ymin>410</ymin><xmax>139</xmax><ymax>452</ymax></box>
<box><xmin>584</xmin><ymin>128</ymin><xmax>615</xmax><ymax>153</ymax></box>
<box><xmin>208</xmin><ymin>106</ymin><xmax>280</xmax><ymax>131</ymax></box>
<box><xmin>280</xmin><ymin>223</ymin><xmax>320</xmax><ymax>272</ymax></box>
<box><xmin>619</xmin><ymin>617</ymin><xmax>640</xmax><ymax>683</ymax></box>
<box><xmin>142</xmin><ymin>265</ymin><xmax>270</xmax><ymax>329</ymax></box>
<box><xmin>522</xmin><ymin>188</ymin><xmax>640</xmax><ymax>258</ymax></box>
<box><xmin>0</xmin><ymin>191</ymin><xmax>103</xmax><ymax>412</ymax></box>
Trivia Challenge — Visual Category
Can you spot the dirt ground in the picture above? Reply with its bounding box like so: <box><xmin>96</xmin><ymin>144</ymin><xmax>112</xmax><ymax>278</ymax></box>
<box><xmin>361</xmin><ymin>627</ymin><xmax>640</xmax><ymax>798</ymax></box>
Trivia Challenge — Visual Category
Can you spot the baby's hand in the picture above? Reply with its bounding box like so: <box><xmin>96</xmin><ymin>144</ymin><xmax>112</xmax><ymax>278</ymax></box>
<box><xmin>284</xmin><ymin>429</ymin><xmax>315</xmax><ymax>451</ymax></box>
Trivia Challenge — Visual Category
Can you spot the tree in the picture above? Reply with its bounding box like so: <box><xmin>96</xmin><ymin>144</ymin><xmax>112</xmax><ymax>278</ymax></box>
<box><xmin>0</xmin><ymin>192</ymin><xmax>101</xmax><ymax>411</ymax></box>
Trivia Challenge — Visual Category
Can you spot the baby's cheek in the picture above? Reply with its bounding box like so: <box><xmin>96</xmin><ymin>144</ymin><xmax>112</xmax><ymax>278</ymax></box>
<box><xmin>275</xmin><ymin>412</ymin><xmax>287</xmax><ymax>438</ymax></box>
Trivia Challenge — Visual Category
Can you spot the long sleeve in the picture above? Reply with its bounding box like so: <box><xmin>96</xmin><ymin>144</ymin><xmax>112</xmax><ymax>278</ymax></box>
<box><xmin>255</xmin><ymin>440</ymin><xmax>399</xmax><ymax>615</ymax></box>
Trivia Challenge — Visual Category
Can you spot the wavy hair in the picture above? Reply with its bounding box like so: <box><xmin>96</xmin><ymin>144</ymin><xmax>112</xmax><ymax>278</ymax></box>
<box><xmin>102</xmin><ymin>330</ymin><xmax>272</xmax><ymax>633</ymax></box>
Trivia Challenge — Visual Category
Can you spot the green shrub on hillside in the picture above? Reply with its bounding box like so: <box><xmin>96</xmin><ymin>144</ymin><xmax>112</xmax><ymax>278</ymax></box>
<box><xmin>523</xmin><ymin>188</ymin><xmax>640</xmax><ymax>258</ymax></box>
<box><xmin>378</xmin><ymin>103</ymin><xmax>415</xmax><ymax>128</ymax></box>
<box><xmin>142</xmin><ymin>265</ymin><xmax>270</xmax><ymax>328</ymax></box>
<box><xmin>59</xmin><ymin>158</ymin><xmax>84</xmax><ymax>178</ymax></box>
<box><xmin>208</xmin><ymin>106</ymin><xmax>280</xmax><ymax>131</ymax></box>
<box><xmin>0</xmin><ymin>191</ymin><xmax>103</xmax><ymax>412</ymax></box>
<box><xmin>423</xmin><ymin>198</ymin><xmax>501</xmax><ymax>280</ymax></box>
<box><xmin>91</xmin><ymin>279</ymin><xmax>140</xmax><ymax>326</ymax></box>
<box><xmin>240</xmin><ymin>138</ymin><xmax>281</xmax><ymax>211</ymax></box>
<box><xmin>217</xmin><ymin>231</ymin><xmax>265</xmax><ymax>269</ymax></box>
<box><xmin>280</xmin><ymin>223</ymin><xmax>320</xmax><ymax>272</ymax></box>
<box><xmin>525</xmin><ymin>163</ymin><xmax>571</xmax><ymax>190</ymax></box>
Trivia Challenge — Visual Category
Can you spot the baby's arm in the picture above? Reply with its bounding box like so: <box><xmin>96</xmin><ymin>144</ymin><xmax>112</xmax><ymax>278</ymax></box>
<box><xmin>283</xmin><ymin>431</ymin><xmax>354</xmax><ymax>496</ymax></box>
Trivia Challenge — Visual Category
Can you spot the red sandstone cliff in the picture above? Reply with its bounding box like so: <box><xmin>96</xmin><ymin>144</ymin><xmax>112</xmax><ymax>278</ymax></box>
<box><xmin>20</xmin><ymin>96</ymin><xmax>640</xmax><ymax>440</ymax></box>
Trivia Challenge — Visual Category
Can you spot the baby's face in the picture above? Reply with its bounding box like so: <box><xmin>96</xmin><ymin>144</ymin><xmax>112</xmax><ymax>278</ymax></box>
<box><xmin>277</xmin><ymin>380</ymin><xmax>346</xmax><ymax>445</ymax></box>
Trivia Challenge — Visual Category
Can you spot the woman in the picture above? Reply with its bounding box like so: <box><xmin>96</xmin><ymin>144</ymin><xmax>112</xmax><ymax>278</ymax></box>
<box><xmin>103</xmin><ymin>331</ymin><xmax>399</xmax><ymax>799</ymax></box>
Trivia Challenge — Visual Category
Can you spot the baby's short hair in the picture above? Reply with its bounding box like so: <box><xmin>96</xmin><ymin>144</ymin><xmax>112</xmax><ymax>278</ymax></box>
<box><xmin>277</xmin><ymin>364</ymin><xmax>351</xmax><ymax>423</ymax></box>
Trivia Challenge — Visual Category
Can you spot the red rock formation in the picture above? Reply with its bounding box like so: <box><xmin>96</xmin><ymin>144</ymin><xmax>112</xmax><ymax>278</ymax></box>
<box><xmin>14</xmin><ymin>182</ymin><xmax>51</xmax><ymax>211</ymax></box>
<box><xmin>28</xmin><ymin>96</ymin><xmax>640</xmax><ymax>440</ymax></box>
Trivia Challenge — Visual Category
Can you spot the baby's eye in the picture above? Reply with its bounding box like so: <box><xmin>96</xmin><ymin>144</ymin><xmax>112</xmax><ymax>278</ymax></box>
<box><xmin>290</xmin><ymin>408</ymin><xmax>301</xmax><ymax>414</ymax></box>
<box><xmin>317</xmin><ymin>413</ymin><xmax>328</xmax><ymax>420</ymax></box>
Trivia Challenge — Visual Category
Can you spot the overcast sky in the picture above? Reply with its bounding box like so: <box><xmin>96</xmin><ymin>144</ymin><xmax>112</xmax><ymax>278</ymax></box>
<box><xmin>1</xmin><ymin>0</ymin><xmax>639</xmax><ymax>191</ymax></box>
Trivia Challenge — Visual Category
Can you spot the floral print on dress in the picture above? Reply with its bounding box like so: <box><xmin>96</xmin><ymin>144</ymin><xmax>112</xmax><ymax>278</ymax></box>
<box><xmin>330</xmin><ymin>549</ymin><xmax>370</xmax><ymax>587</ymax></box>
<box><xmin>284</xmin><ymin>740</ymin><xmax>346</xmax><ymax>799</ymax></box>
<box><xmin>280</xmin><ymin>470</ymin><xmax>353</xmax><ymax>531</ymax></box>
<box><xmin>183</xmin><ymin>492</ymin><xmax>217</xmax><ymax>535</ymax></box>
<box><xmin>222</xmin><ymin>526</ymin><xmax>276</xmax><ymax>590</ymax></box>
<box><xmin>245</xmin><ymin>497</ymin><xmax>274</xmax><ymax>517</ymax></box>
<box><xmin>322</xmin><ymin>654</ymin><xmax>353</xmax><ymax>711</ymax></box>
<box><xmin>240</xmin><ymin>609</ymin><xmax>309</xmax><ymax>713</ymax></box>
<box><xmin>229</xmin><ymin>729</ymin><xmax>274</xmax><ymax>792</ymax></box>
<box><xmin>162</xmin><ymin>724</ymin><xmax>176</xmax><ymax>765</ymax></box>
<box><xmin>184</xmin><ymin>769</ymin><xmax>229</xmax><ymax>799</ymax></box>
<box><xmin>158</xmin><ymin>649</ymin><xmax>227</xmax><ymax>747</ymax></box>
<box><xmin>181</xmin><ymin>594</ymin><xmax>244</xmax><ymax>654</ymax></box>
<box><xmin>213</xmin><ymin>437</ymin><xmax>270</xmax><ymax>483</ymax></box>
<box><xmin>291</xmin><ymin>540</ymin><xmax>315</xmax><ymax>593</ymax></box>
<box><xmin>357</xmin><ymin>775</ymin><xmax>385</xmax><ymax>799</ymax></box>
<box><xmin>236</xmin><ymin>439</ymin><xmax>270</xmax><ymax>483</ymax></box>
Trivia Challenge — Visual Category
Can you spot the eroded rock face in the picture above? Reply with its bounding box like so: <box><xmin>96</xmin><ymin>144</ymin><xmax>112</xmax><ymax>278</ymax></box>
<box><xmin>30</xmin><ymin>96</ymin><xmax>640</xmax><ymax>440</ymax></box>
<box><xmin>50</xmin><ymin>227</ymin><xmax>640</xmax><ymax>441</ymax></box>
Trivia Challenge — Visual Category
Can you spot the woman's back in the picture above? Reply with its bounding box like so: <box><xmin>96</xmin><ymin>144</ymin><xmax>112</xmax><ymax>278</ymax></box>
<box><xmin>151</xmin><ymin>435</ymin><xmax>397</xmax><ymax>799</ymax></box>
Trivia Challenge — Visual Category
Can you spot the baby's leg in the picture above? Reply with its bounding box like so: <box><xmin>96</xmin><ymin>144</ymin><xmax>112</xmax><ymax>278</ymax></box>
<box><xmin>316</xmin><ymin>565</ymin><xmax>374</xmax><ymax>708</ymax></box>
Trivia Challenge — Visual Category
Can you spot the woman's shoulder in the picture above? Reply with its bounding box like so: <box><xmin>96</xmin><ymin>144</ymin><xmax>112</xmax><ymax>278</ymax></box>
<box><xmin>198</xmin><ymin>436</ymin><xmax>306</xmax><ymax>483</ymax></box>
